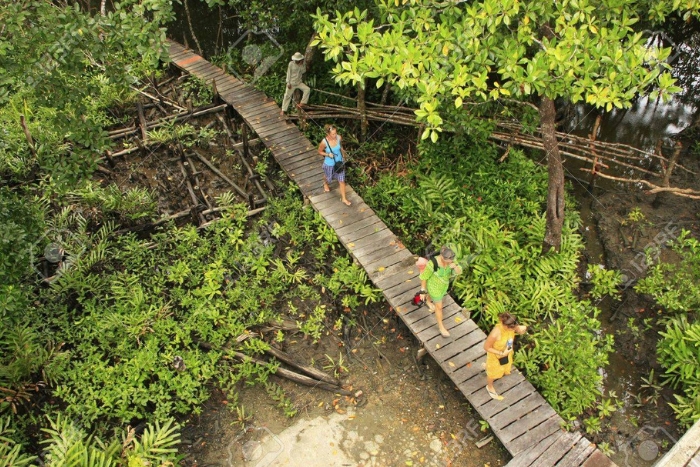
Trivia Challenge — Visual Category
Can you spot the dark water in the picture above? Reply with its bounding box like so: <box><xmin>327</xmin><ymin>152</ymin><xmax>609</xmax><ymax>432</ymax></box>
<box><xmin>564</xmin><ymin>97</ymin><xmax>696</xmax><ymax>152</ymax></box>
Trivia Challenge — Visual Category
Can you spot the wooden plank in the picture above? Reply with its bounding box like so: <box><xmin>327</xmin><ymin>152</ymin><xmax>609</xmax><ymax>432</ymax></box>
<box><xmin>459</xmin><ymin>366</ymin><xmax>522</xmax><ymax>398</ymax></box>
<box><xmin>196</xmin><ymin>68</ymin><xmax>224</xmax><ymax>81</ymax></box>
<box><xmin>168</xmin><ymin>49</ymin><xmax>190</xmax><ymax>61</ymax></box>
<box><xmin>335</xmin><ymin>216</ymin><xmax>385</xmax><ymax>239</ymax></box>
<box><xmin>352</xmin><ymin>238</ymin><xmax>407</xmax><ymax>265</ymax></box>
<box><xmin>324</xmin><ymin>204</ymin><xmax>375</xmax><ymax>229</ymax></box>
<box><xmin>218</xmin><ymin>83</ymin><xmax>249</xmax><ymax>96</ymax></box>
<box><xmin>346</xmin><ymin>230</ymin><xmax>396</xmax><ymax>257</ymax></box>
<box><xmin>490</xmin><ymin>391</ymin><xmax>548</xmax><ymax>431</ymax></box>
<box><xmin>413</xmin><ymin>307</ymin><xmax>464</xmax><ymax>337</ymax></box>
<box><xmin>263</xmin><ymin>129</ymin><xmax>309</xmax><ymax>146</ymax></box>
<box><xmin>506</xmin><ymin>416</ymin><xmax>563</xmax><ymax>456</ymax></box>
<box><xmin>471</xmin><ymin>372</ymin><xmax>525</xmax><ymax>410</ymax></box>
<box><xmin>338</xmin><ymin>220</ymin><xmax>387</xmax><ymax>244</ymax></box>
<box><xmin>274</xmin><ymin>144</ymin><xmax>316</xmax><ymax>161</ymax></box>
<box><xmin>173</xmin><ymin>55</ymin><xmax>204</xmax><ymax>68</ymax></box>
<box><xmin>272</xmin><ymin>143</ymin><xmax>315</xmax><ymax>160</ymax></box>
<box><xmin>506</xmin><ymin>430</ymin><xmax>565</xmax><ymax>467</ymax></box>
<box><xmin>499</xmin><ymin>405</ymin><xmax>559</xmax><ymax>444</ymax></box>
<box><xmin>581</xmin><ymin>450</ymin><xmax>616</xmax><ymax>467</ymax></box>
<box><xmin>183</xmin><ymin>60</ymin><xmax>214</xmax><ymax>74</ymax></box>
<box><xmin>534</xmin><ymin>432</ymin><xmax>582</xmax><ymax>467</ymax></box>
<box><xmin>479</xmin><ymin>380</ymin><xmax>539</xmax><ymax>419</ymax></box>
<box><xmin>350</xmin><ymin>233</ymin><xmax>402</xmax><ymax>262</ymax></box>
<box><xmin>432</xmin><ymin>325</ymin><xmax>482</xmax><ymax>362</ymax></box>
<box><xmin>225</xmin><ymin>89</ymin><xmax>262</xmax><ymax>103</ymax></box>
<box><xmin>413</xmin><ymin>310</ymin><xmax>462</xmax><ymax>339</ymax></box>
<box><xmin>554</xmin><ymin>437</ymin><xmax>595</xmax><ymax>467</ymax></box>
<box><xmin>373</xmin><ymin>266</ymin><xmax>420</xmax><ymax>291</ymax></box>
<box><xmin>364</xmin><ymin>247</ymin><xmax>411</xmax><ymax>270</ymax></box>
<box><xmin>450</xmin><ymin>352</ymin><xmax>486</xmax><ymax>381</ymax></box>
<box><xmin>297</xmin><ymin>178</ymin><xmax>326</xmax><ymax>196</ymax></box>
<box><xmin>281</xmin><ymin>155</ymin><xmax>319</xmax><ymax>173</ymax></box>
<box><xmin>289</xmin><ymin>164</ymin><xmax>323</xmax><ymax>181</ymax></box>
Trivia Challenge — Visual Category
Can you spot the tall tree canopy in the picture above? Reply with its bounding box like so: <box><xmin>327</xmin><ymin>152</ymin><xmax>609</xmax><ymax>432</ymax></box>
<box><xmin>313</xmin><ymin>0</ymin><xmax>700</xmax><ymax>252</ymax></box>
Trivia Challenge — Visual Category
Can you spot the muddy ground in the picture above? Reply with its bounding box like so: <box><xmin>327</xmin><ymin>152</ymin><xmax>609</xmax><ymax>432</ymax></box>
<box><xmin>178</xmin><ymin>307</ymin><xmax>509</xmax><ymax>467</ymax></box>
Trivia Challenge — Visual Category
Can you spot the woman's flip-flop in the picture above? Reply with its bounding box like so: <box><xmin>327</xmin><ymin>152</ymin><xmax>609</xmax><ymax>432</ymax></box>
<box><xmin>487</xmin><ymin>387</ymin><xmax>504</xmax><ymax>401</ymax></box>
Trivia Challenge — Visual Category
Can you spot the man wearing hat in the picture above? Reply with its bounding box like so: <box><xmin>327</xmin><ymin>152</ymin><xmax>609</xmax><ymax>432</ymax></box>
<box><xmin>280</xmin><ymin>52</ymin><xmax>310</xmax><ymax>117</ymax></box>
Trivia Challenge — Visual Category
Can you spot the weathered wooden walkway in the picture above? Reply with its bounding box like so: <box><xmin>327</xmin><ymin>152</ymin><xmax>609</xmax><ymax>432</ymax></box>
<box><xmin>167</xmin><ymin>39</ymin><xmax>615</xmax><ymax>467</ymax></box>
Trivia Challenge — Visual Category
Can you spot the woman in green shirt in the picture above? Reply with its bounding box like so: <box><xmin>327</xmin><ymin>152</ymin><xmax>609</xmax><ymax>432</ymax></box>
<box><xmin>419</xmin><ymin>246</ymin><xmax>462</xmax><ymax>337</ymax></box>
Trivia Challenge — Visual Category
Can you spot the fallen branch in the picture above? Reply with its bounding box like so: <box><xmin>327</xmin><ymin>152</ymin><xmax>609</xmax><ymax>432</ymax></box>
<box><xmin>266</xmin><ymin>346</ymin><xmax>342</xmax><ymax>386</ymax></box>
<box><xmin>232</xmin><ymin>351</ymin><xmax>352</xmax><ymax>396</ymax></box>
<box><xmin>191</xmin><ymin>149</ymin><xmax>249</xmax><ymax>199</ymax></box>
<box><xmin>579</xmin><ymin>168</ymin><xmax>700</xmax><ymax>199</ymax></box>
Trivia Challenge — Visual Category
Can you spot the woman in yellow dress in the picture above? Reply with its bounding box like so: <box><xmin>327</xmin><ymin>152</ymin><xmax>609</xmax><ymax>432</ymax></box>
<box><xmin>483</xmin><ymin>312</ymin><xmax>528</xmax><ymax>400</ymax></box>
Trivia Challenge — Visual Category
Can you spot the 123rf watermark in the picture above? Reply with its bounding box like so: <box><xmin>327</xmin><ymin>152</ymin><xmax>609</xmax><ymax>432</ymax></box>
<box><xmin>619</xmin><ymin>220</ymin><xmax>679</xmax><ymax>290</ymax></box>
<box><xmin>227</xmin><ymin>426</ymin><xmax>284</xmax><ymax>467</ymax></box>
<box><xmin>618</xmin><ymin>424</ymin><xmax>699</xmax><ymax>467</ymax></box>
<box><xmin>228</xmin><ymin>30</ymin><xmax>284</xmax><ymax>85</ymax></box>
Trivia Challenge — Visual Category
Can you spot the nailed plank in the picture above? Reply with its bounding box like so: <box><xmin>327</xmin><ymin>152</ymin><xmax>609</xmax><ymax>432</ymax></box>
<box><xmin>450</xmin><ymin>352</ymin><xmax>487</xmax><ymax>381</ymax></box>
<box><xmin>471</xmin><ymin>372</ymin><xmax>526</xmax><ymax>410</ymax></box>
<box><xmin>490</xmin><ymin>391</ymin><xmax>547</xmax><ymax>432</ymax></box>
<box><xmin>531</xmin><ymin>431</ymin><xmax>582</xmax><ymax>467</ymax></box>
<box><xmin>335</xmin><ymin>216</ymin><xmax>385</xmax><ymax>239</ymax></box>
<box><xmin>338</xmin><ymin>220</ymin><xmax>387</xmax><ymax>244</ymax></box>
<box><xmin>432</xmin><ymin>325</ymin><xmax>482</xmax><ymax>362</ymax></box>
<box><xmin>554</xmin><ymin>436</ymin><xmax>595</xmax><ymax>467</ymax></box>
<box><xmin>506</xmin><ymin>416</ymin><xmax>564</xmax><ymax>456</ymax></box>
<box><xmin>479</xmin><ymin>380</ymin><xmax>538</xmax><ymax>419</ymax></box>
<box><xmin>506</xmin><ymin>431</ymin><xmax>564</xmax><ymax>467</ymax></box>
<box><xmin>499</xmin><ymin>405</ymin><xmax>559</xmax><ymax>444</ymax></box>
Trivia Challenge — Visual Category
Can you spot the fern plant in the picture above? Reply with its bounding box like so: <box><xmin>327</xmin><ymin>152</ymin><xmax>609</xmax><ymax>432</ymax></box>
<box><xmin>0</xmin><ymin>416</ymin><xmax>35</xmax><ymax>466</ymax></box>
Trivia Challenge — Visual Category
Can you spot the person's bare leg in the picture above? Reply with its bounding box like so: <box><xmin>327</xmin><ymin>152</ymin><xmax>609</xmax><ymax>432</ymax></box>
<box><xmin>339</xmin><ymin>181</ymin><xmax>351</xmax><ymax>205</ymax></box>
<box><xmin>487</xmin><ymin>376</ymin><xmax>504</xmax><ymax>400</ymax></box>
<box><xmin>435</xmin><ymin>300</ymin><xmax>449</xmax><ymax>337</ymax></box>
<box><xmin>324</xmin><ymin>178</ymin><xmax>330</xmax><ymax>192</ymax></box>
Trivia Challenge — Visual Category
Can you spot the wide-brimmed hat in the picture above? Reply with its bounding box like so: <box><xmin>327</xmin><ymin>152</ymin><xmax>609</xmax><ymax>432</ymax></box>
<box><xmin>291</xmin><ymin>52</ymin><xmax>304</xmax><ymax>61</ymax></box>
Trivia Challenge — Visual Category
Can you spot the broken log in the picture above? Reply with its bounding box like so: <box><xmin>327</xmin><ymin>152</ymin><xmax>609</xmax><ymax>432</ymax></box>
<box><xmin>266</xmin><ymin>346</ymin><xmax>342</xmax><ymax>386</ymax></box>
<box><xmin>232</xmin><ymin>351</ymin><xmax>352</xmax><ymax>396</ymax></box>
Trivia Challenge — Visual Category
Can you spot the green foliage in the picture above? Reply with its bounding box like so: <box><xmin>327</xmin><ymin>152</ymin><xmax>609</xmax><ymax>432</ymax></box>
<box><xmin>312</xmin><ymin>0</ymin><xmax>699</xmax><ymax>140</ymax></box>
<box><xmin>587</xmin><ymin>264</ymin><xmax>622</xmax><ymax>300</ymax></box>
<box><xmin>265</xmin><ymin>382</ymin><xmax>297</xmax><ymax>418</ymax></box>
<box><xmin>69</xmin><ymin>181</ymin><xmax>158</xmax><ymax>222</ymax></box>
<box><xmin>313</xmin><ymin>256</ymin><xmax>382</xmax><ymax>310</ymax></box>
<box><xmin>0</xmin><ymin>0</ymin><xmax>173</xmax><ymax>183</ymax></box>
<box><xmin>357</xmin><ymin>134</ymin><xmax>612</xmax><ymax>419</ymax></box>
<box><xmin>0</xmin><ymin>416</ymin><xmax>36</xmax><ymax>467</ymax></box>
<box><xmin>657</xmin><ymin>315</ymin><xmax>700</xmax><ymax>428</ymax></box>
<box><xmin>181</xmin><ymin>76</ymin><xmax>214</xmax><ymax>107</ymax></box>
<box><xmin>39</xmin><ymin>415</ymin><xmax>180</xmax><ymax>467</ymax></box>
<box><xmin>0</xmin><ymin>188</ymin><xmax>45</xmax><ymax>285</ymax></box>
<box><xmin>636</xmin><ymin>229</ymin><xmax>700</xmax><ymax>313</ymax></box>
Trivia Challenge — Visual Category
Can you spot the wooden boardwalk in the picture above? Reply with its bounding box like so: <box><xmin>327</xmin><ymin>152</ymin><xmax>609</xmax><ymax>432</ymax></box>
<box><xmin>167</xmin><ymin>39</ymin><xmax>616</xmax><ymax>467</ymax></box>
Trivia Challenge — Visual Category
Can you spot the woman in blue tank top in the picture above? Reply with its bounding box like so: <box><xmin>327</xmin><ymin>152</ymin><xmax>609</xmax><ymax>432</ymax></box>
<box><xmin>318</xmin><ymin>124</ymin><xmax>351</xmax><ymax>206</ymax></box>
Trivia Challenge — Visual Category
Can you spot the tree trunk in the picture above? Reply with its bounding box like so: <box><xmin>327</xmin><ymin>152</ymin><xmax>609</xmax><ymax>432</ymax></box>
<box><xmin>357</xmin><ymin>80</ymin><xmax>368</xmax><ymax>142</ymax></box>
<box><xmin>539</xmin><ymin>96</ymin><xmax>565</xmax><ymax>254</ymax></box>
<box><xmin>304</xmin><ymin>32</ymin><xmax>317</xmax><ymax>69</ymax></box>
